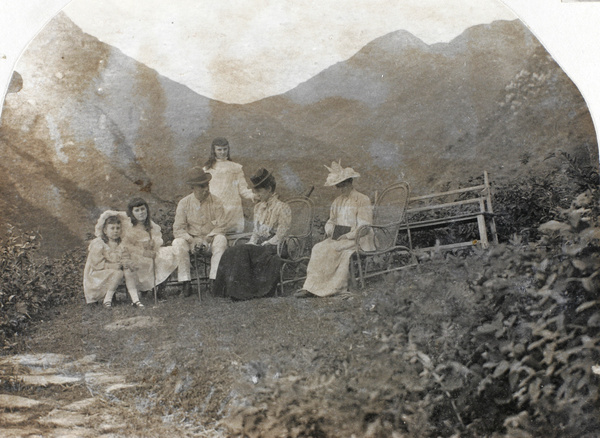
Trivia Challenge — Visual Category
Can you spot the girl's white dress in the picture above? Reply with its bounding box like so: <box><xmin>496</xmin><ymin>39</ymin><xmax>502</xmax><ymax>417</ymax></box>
<box><xmin>123</xmin><ymin>221</ymin><xmax>181</xmax><ymax>291</ymax></box>
<box><xmin>204</xmin><ymin>159</ymin><xmax>254</xmax><ymax>233</ymax></box>
<box><xmin>83</xmin><ymin>238</ymin><xmax>127</xmax><ymax>304</ymax></box>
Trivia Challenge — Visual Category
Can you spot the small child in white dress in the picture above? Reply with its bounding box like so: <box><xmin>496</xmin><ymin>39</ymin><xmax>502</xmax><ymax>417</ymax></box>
<box><xmin>83</xmin><ymin>211</ymin><xmax>143</xmax><ymax>308</ymax></box>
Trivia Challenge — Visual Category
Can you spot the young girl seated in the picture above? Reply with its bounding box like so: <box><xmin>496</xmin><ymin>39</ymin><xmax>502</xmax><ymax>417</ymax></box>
<box><xmin>123</xmin><ymin>197</ymin><xmax>184</xmax><ymax>297</ymax></box>
<box><xmin>83</xmin><ymin>210</ymin><xmax>144</xmax><ymax>308</ymax></box>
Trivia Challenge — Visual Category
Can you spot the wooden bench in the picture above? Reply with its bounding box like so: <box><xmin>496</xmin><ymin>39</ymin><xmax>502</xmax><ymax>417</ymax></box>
<box><xmin>401</xmin><ymin>171</ymin><xmax>498</xmax><ymax>252</ymax></box>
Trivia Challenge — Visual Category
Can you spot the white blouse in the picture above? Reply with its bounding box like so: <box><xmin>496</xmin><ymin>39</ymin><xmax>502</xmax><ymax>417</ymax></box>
<box><xmin>248</xmin><ymin>194</ymin><xmax>292</xmax><ymax>246</ymax></box>
<box><xmin>324</xmin><ymin>189</ymin><xmax>375</xmax><ymax>250</ymax></box>
<box><xmin>204</xmin><ymin>160</ymin><xmax>254</xmax><ymax>233</ymax></box>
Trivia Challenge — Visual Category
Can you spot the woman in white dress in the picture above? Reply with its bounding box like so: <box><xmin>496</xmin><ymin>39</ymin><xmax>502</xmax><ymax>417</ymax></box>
<box><xmin>297</xmin><ymin>161</ymin><xmax>375</xmax><ymax>297</ymax></box>
<box><xmin>203</xmin><ymin>137</ymin><xmax>255</xmax><ymax>233</ymax></box>
<box><xmin>123</xmin><ymin>197</ymin><xmax>184</xmax><ymax>295</ymax></box>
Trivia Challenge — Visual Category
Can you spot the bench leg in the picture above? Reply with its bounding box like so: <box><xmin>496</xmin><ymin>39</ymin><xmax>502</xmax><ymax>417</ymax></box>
<box><xmin>489</xmin><ymin>216</ymin><xmax>499</xmax><ymax>245</ymax></box>
<box><xmin>476</xmin><ymin>214</ymin><xmax>489</xmax><ymax>249</ymax></box>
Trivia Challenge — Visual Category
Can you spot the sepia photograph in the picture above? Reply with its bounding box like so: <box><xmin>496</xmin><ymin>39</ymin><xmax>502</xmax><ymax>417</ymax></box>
<box><xmin>0</xmin><ymin>0</ymin><xmax>599</xmax><ymax>436</ymax></box>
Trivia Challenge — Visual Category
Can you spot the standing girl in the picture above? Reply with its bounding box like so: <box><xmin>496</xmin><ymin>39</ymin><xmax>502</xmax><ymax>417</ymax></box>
<box><xmin>203</xmin><ymin>137</ymin><xmax>255</xmax><ymax>233</ymax></box>
<box><xmin>83</xmin><ymin>211</ymin><xmax>143</xmax><ymax>308</ymax></box>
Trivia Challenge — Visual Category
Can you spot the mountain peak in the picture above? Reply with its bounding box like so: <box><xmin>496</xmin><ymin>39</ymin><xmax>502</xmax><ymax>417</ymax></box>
<box><xmin>1</xmin><ymin>15</ymin><xmax>595</xmax><ymax>255</ymax></box>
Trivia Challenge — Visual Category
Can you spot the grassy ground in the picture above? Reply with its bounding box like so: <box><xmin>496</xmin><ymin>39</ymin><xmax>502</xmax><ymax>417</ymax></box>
<box><xmin>3</xmin><ymin>186</ymin><xmax>599</xmax><ymax>437</ymax></box>
<box><xmin>8</xmin><ymin>255</ymin><xmax>508</xmax><ymax>437</ymax></box>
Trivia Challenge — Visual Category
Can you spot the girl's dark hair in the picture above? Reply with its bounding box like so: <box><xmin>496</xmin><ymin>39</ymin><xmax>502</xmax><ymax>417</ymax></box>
<box><xmin>204</xmin><ymin>137</ymin><xmax>231</xmax><ymax>170</ymax></box>
<box><xmin>127</xmin><ymin>197</ymin><xmax>151</xmax><ymax>231</ymax></box>
<box><xmin>102</xmin><ymin>215</ymin><xmax>122</xmax><ymax>244</ymax></box>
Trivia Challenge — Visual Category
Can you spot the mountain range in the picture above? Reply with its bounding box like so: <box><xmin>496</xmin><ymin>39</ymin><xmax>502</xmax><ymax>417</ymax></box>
<box><xmin>0</xmin><ymin>13</ymin><xmax>596</xmax><ymax>254</ymax></box>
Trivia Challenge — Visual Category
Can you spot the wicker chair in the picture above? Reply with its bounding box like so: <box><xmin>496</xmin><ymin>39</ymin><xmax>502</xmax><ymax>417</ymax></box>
<box><xmin>278</xmin><ymin>196</ymin><xmax>314</xmax><ymax>295</ymax></box>
<box><xmin>350</xmin><ymin>182</ymin><xmax>416</xmax><ymax>288</ymax></box>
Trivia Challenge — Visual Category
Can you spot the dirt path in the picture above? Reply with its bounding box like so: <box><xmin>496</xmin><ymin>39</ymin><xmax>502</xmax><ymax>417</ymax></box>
<box><xmin>0</xmin><ymin>352</ymin><xmax>195</xmax><ymax>437</ymax></box>
<box><xmin>1</xmin><ymin>287</ymin><xmax>370</xmax><ymax>437</ymax></box>
<box><xmin>1</xmin><ymin>261</ymin><xmax>487</xmax><ymax>437</ymax></box>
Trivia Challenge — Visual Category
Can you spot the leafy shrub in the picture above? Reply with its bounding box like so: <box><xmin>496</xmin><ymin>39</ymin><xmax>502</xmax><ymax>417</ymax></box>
<box><xmin>493</xmin><ymin>150</ymin><xmax>599</xmax><ymax>244</ymax></box>
<box><xmin>463</xmin><ymin>188</ymin><xmax>600</xmax><ymax>437</ymax></box>
<box><xmin>348</xmin><ymin>187</ymin><xmax>600</xmax><ymax>437</ymax></box>
<box><xmin>152</xmin><ymin>200</ymin><xmax>177</xmax><ymax>245</ymax></box>
<box><xmin>492</xmin><ymin>174</ymin><xmax>568</xmax><ymax>243</ymax></box>
<box><xmin>0</xmin><ymin>225</ymin><xmax>86</xmax><ymax>350</ymax></box>
<box><xmin>547</xmin><ymin>150</ymin><xmax>600</xmax><ymax>192</ymax></box>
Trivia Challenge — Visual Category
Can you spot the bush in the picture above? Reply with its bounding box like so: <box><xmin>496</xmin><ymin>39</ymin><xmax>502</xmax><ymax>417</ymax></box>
<box><xmin>152</xmin><ymin>200</ymin><xmax>178</xmax><ymax>245</ymax></box>
<box><xmin>461</xmin><ymin>188</ymin><xmax>600</xmax><ymax>437</ymax></box>
<box><xmin>0</xmin><ymin>225</ymin><xmax>86</xmax><ymax>350</ymax></box>
<box><xmin>493</xmin><ymin>150</ymin><xmax>599</xmax><ymax>244</ymax></box>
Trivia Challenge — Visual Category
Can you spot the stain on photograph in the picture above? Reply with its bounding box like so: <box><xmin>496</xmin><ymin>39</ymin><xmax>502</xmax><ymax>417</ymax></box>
<box><xmin>0</xmin><ymin>1</ymin><xmax>598</xmax><ymax>437</ymax></box>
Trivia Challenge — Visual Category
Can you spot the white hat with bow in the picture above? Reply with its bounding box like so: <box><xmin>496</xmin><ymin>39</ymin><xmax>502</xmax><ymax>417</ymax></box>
<box><xmin>324</xmin><ymin>160</ymin><xmax>361</xmax><ymax>186</ymax></box>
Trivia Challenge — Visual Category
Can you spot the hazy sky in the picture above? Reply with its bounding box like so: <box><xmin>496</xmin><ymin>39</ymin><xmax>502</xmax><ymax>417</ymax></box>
<box><xmin>63</xmin><ymin>0</ymin><xmax>515</xmax><ymax>103</ymax></box>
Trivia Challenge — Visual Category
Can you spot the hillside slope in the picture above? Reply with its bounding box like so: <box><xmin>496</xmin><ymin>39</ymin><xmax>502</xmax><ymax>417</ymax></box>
<box><xmin>0</xmin><ymin>14</ymin><xmax>596</xmax><ymax>254</ymax></box>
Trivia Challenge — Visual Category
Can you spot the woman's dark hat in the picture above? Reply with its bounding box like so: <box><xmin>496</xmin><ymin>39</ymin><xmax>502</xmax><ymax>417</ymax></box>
<box><xmin>186</xmin><ymin>167</ymin><xmax>212</xmax><ymax>186</ymax></box>
<box><xmin>250</xmin><ymin>168</ymin><xmax>273</xmax><ymax>188</ymax></box>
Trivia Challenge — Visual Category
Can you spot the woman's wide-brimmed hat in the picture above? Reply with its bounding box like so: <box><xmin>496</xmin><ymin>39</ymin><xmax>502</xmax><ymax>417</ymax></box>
<box><xmin>186</xmin><ymin>167</ymin><xmax>212</xmax><ymax>186</ymax></box>
<box><xmin>250</xmin><ymin>168</ymin><xmax>274</xmax><ymax>188</ymax></box>
<box><xmin>324</xmin><ymin>160</ymin><xmax>360</xmax><ymax>186</ymax></box>
<box><xmin>94</xmin><ymin>210</ymin><xmax>131</xmax><ymax>238</ymax></box>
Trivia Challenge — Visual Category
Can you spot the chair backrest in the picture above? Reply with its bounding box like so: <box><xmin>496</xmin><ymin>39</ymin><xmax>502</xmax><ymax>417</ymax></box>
<box><xmin>373</xmin><ymin>182</ymin><xmax>410</xmax><ymax>227</ymax></box>
<box><xmin>285</xmin><ymin>196</ymin><xmax>314</xmax><ymax>238</ymax></box>
<box><xmin>282</xmin><ymin>196</ymin><xmax>314</xmax><ymax>259</ymax></box>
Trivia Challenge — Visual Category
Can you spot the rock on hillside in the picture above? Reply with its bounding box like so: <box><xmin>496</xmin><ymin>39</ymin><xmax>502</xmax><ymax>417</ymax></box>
<box><xmin>0</xmin><ymin>14</ymin><xmax>596</xmax><ymax>254</ymax></box>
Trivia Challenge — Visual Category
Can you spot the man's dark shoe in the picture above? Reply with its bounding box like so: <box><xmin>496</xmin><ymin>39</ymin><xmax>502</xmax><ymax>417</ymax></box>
<box><xmin>156</xmin><ymin>282</ymin><xmax>167</xmax><ymax>300</ymax></box>
<box><xmin>181</xmin><ymin>281</ymin><xmax>193</xmax><ymax>297</ymax></box>
<box><xmin>294</xmin><ymin>289</ymin><xmax>315</xmax><ymax>298</ymax></box>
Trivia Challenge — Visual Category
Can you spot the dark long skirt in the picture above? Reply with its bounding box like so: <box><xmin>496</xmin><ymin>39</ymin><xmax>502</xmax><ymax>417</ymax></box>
<box><xmin>213</xmin><ymin>244</ymin><xmax>283</xmax><ymax>300</ymax></box>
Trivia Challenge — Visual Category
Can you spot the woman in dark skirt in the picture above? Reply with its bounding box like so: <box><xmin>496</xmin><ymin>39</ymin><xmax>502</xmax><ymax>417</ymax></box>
<box><xmin>213</xmin><ymin>168</ymin><xmax>292</xmax><ymax>300</ymax></box>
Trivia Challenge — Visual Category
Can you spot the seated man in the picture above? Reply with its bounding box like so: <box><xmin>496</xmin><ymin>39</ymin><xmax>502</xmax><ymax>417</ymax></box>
<box><xmin>172</xmin><ymin>167</ymin><xmax>228</xmax><ymax>296</ymax></box>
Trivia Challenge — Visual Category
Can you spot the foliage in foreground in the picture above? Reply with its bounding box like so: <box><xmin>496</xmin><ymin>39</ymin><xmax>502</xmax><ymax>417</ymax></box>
<box><xmin>217</xmin><ymin>189</ymin><xmax>599</xmax><ymax>437</ymax></box>
<box><xmin>1</xmin><ymin>169</ymin><xmax>598</xmax><ymax>437</ymax></box>
<box><xmin>0</xmin><ymin>227</ymin><xmax>86</xmax><ymax>350</ymax></box>
<box><xmin>493</xmin><ymin>150</ymin><xmax>599</xmax><ymax>243</ymax></box>
<box><xmin>464</xmin><ymin>190</ymin><xmax>600</xmax><ymax>437</ymax></box>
